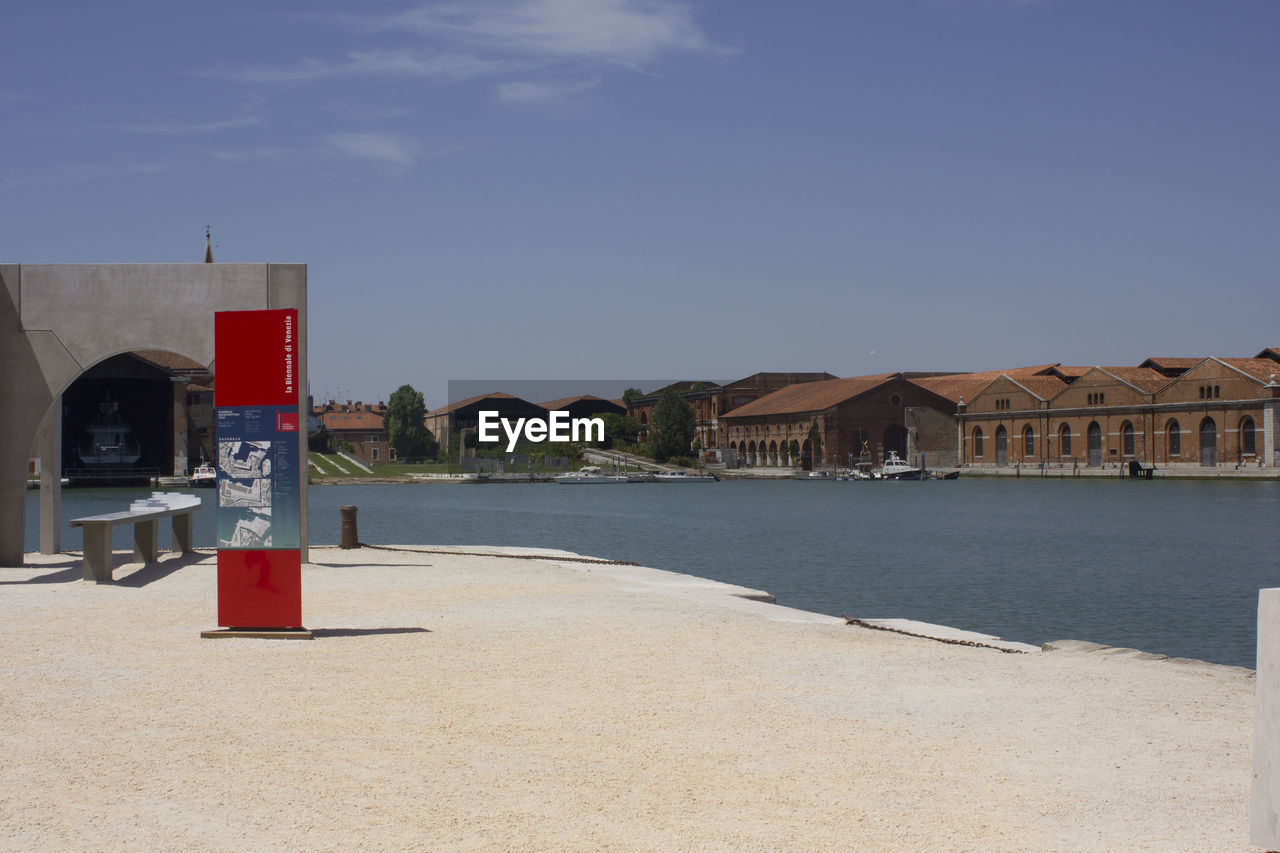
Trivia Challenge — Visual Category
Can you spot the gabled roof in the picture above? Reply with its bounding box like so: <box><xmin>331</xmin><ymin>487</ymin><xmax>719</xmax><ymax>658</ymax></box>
<box><xmin>1097</xmin><ymin>367</ymin><xmax>1169</xmax><ymax>394</ymax></box>
<box><xmin>910</xmin><ymin>366</ymin><xmax>1057</xmax><ymax>404</ymax></box>
<box><xmin>1217</xmin><ymin>357</ymin><xmax>1280</xmax><ymax>384</ymax></box>
<box><xmin>721</xmin><ymin>371</ymin><xmax>839</xmax><ymax>389</ymax></box>
<box><xmin>1139</xmin><ymin>357</ymin><xmax>1200</xmax><ymax>376</ymax></box>
<box><xmin>720</xmin><ymin>374</ymin><xmax>897</xmax><ymax>418</ymax></box>
<box><xmin>539</xmin><ymin>394</ymin><xmax>624</xmax><ymax>411</ymax></box>
<box><xmin>320</xmin><ymin>410</ymin><xmax>384</xmax><ymax>431</ymax></box>
<box><xmin>428</xmin><ymin>391</ymin><xmax>527</xmax><ymax>415</ymax></box>
<box><xmin>1253</xmin><ymin>347</ymin><xmax>1280</xmax><ymax>363</ymax></box>
<box><xmin>1004</xmin><ymin>375</ymin><xmax>1068</xmax><ymax>401</ymax></box>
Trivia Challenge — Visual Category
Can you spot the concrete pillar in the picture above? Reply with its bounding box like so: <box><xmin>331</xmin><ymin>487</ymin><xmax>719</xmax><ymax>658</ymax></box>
<box><xmin>38</xmin><ymin>401</ymin><xmax>61</xmax><ymax>554</ymax></box>
<box><xmin>1264</xmin><ymin>386</ymin><xmax>1277</xmax><ymax>468</ymax></box>
<box><xmin>1254</xmin><ymin>588</ymin><xmax>1280</xmax><ymax>848</ymax></box>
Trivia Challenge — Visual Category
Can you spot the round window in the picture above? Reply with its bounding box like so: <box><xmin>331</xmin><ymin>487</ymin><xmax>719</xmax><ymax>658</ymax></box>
<box><xmin>890</xmin><ymin>394</ymin><xmax>901</xmax><ymax>405</ymax></box>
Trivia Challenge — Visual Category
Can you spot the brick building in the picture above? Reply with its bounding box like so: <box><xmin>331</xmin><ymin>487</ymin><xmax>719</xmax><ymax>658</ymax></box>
<box><xmin>721</xmin><ymin>373</ymin><xmax>964</xmax><ymax>470</ymax></box>
<box><xmin>958</xmin><ymin>349</ymin><xmax>1280</xmax><ymax>470</ymax></box>
<box><xmin>313</xmin><ymin>400</ymin><xmax>391</xmax><ymax>465</ymax></box>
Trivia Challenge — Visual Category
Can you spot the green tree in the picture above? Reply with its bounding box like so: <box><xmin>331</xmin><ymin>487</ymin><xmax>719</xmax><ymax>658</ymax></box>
<box><xmin>385</xmin><ymin>384</ymin><xmax>436</xmax><ymax>461</ymax></box>
<box><xmin>622</xmin><ymin>387</ymin><xmax>644</xmax><ymax>406</ymax></box>
<box><xmin>649</xmin><ymin>388</ymin><xmax>695</xmax><ymax>463</ymax></box>
<box><xmin>598</xmin><ymin>413</ymin><xmax>641</xmax><ymax>449</ymax></box>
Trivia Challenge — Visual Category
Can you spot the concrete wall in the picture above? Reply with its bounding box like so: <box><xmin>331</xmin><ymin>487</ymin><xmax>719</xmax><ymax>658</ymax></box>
<box><xmin>0</xmin><ymin>264</ymin><xmax>308</xmax><ymax>565</ymax></box>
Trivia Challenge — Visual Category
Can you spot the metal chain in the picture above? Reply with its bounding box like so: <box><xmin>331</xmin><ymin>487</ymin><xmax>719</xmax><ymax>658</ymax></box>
<box><xmin>843</xmin><ymin>615</ymin><xmax>1028</xmax><ymax>654</ymax></box>
<box><xmin>353</xmin><ymin>543</ymin><xmax>641</xmax><ymax>567</ymax></box>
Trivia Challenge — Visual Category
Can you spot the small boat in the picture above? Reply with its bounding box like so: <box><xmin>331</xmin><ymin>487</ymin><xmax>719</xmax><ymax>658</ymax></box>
<box><xmin>654</xmin><ymin>470</ymin><xmax>718</xmax><ymax>483</ymax></box>
<box><xmin>554</xmin><ymin>465</ymin><xmax>627</xmax><ymax>484</ymax></box>
<box><xmin>879</xmin><ymin>452</ymin><xmax>921</xmax><ymax>480</ymax></box>
<box><xmin>188</xmin><ymin>463</ymin><xmax>217</xmax><ymax>488</ymax></box>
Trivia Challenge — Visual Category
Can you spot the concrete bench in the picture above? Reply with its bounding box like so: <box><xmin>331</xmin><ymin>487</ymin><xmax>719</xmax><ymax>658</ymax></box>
<box><xmin>69</xmin><ymin>494</ymin><xmax>202</xmax><ymax>582</ymax></box>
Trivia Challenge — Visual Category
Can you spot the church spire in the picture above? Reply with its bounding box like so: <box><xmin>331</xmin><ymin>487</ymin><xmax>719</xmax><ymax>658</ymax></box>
<box><xmin>203</xmin><ymin>225</ymin><xmax>214</xmax><ymax>263</ymax></box>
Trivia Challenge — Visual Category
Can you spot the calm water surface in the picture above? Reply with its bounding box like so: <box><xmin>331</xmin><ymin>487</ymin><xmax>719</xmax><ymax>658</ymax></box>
<box><xmin>24</xmin><ymin>478</ymin><xmax>1279</xmax><ymax>668</ymax></box>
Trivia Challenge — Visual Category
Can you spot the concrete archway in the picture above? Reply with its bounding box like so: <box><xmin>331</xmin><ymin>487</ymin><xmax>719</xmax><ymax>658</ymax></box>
<box><xmin>2</xmin><ymin>264</ymin><xmax>308</xmax><ymax>565</ymax></box>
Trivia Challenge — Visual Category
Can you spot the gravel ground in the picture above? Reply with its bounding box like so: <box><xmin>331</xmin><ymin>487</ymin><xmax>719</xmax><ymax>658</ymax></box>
<box><xmin>0</xmin><ymin>546</ymin><xmax>1257</xmax><ymax>851</ymax></box>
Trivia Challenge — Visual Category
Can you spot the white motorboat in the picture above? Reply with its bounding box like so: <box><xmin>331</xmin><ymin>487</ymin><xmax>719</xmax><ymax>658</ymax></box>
<box><xmin>78</xmin><ymin>396</ymin><xmax>142</xmax><ymax>467</ymax></box>
<box><xmin>554</xmin><ymin>465</ymin><xmax>628</xmax><ymax>484</ymax></box>
<box><xmin>654</xmin><ymin>470</ymin><xmax>718</xmax><ymax>483</ymax></box>
<box><xmin>188</xmin><ymin>463</ymin><xmax>217</xmax><ymax>488</ymax></box>
<box><xmin>879</xmin><ymin>452</ymin><xmax>921</xmax><ymax>480</ymax></box>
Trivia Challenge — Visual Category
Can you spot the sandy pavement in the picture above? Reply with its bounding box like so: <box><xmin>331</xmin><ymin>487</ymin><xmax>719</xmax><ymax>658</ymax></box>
<box><xmin>0</xmin><ymin>545</ymin><xmax>1258</xmax><ymax>851</ymax></box>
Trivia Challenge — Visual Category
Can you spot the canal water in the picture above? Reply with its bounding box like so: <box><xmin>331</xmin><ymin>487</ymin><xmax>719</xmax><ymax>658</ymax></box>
<box><xmin>23</xmin><ymin>478</ymin><xmax>1280</xmax><ymax>669</ymax></box>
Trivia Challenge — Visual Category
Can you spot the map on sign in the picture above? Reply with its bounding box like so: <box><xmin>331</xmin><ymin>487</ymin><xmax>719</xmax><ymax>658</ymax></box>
<box><xmin>219</xmin><ymin>507</ymin><xmax>273</xmax><ymax>548</ymax></box>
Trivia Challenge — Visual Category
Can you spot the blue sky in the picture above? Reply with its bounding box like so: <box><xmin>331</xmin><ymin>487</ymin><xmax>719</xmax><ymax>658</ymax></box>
<box><xmin>3</xmin><ymin>0</ymin><xmax>1277</xmax><ymax>409</ymax></box>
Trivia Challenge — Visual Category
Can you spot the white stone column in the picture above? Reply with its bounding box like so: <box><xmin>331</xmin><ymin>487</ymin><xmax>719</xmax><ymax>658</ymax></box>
<box><xmin>38</xmin><ymin>400</ymin><xmax>61</xmax><ymax>555</ymax></box>
<box><xmin>1263</xmin><ymin>385</ymin><xmax>1277</xmax><ymax>468</ymax></box>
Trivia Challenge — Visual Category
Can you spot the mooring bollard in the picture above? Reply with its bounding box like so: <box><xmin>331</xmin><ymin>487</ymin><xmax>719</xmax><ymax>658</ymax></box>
<box><xmin>340</xmin><ymin>505</ymin><xmax>359</xmax><ymax>549</ymax></box>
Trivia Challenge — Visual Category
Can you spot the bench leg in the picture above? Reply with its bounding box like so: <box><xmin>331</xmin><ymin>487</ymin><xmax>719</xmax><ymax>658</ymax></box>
<box><xmin>171</xmin><ymin>511</ymin><xmax>194</xmax><ymax>554</ymax></box>
<box><xmin>82</xmin><ymin>526</ymin><xmax>113</xmax><ymax>583</ymax></box>
<box><xmin>134</xmin><ymin>519</ymin><xmax>159</xmax><ymax>564</ymax></box>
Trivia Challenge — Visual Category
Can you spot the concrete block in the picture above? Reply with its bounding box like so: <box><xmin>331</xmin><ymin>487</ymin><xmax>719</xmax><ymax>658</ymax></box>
<box><xmin>1253</xmin><ymin>588</ymin><xmax>1280</xmax><ymax>848</ymax></box>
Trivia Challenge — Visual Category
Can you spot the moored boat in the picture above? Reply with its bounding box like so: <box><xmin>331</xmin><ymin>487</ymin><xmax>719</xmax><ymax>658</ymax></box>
<box><xmin>554</xmin><ymin>466</ymin><xmax>628</xmax><ymax>484</ymax></box>
<box><xmin>654</xmin><ymin>470</ymin><xmax>718</xmax><ymax>483</ymax></box>
<box><xmin>188</xmin><ymin>463</ymin><xmax>217</xmax><ymax>488</ymax></box>
<box><xmin>879</xmin><ymin>452</ymin><xmax>921</xmax><ymax>480</ymax></box>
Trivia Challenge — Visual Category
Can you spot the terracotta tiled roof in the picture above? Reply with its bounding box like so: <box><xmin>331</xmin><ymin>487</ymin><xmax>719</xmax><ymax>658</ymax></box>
<box><xmin>1141</xmin><ymin>357</ymin><xmax>1200</xmax><ymax>370</ymax></box>
<box><xmin>721</xmin><ymin>375</ymin><xmax>897</xmax><ymax>418</ymax></box>
<box><xmin>1097</xmin><ymin>367</ymin><xmax>1169</xmax><ymax>394</ymax></box>
<box><xmin>910</xmin><ymin>366</ymin><xmax>1056</xmax><ymax>404</ymax></box>
<box><xmin>1007</xmin><ymin>376</ymin><xmax>1068</xmax><ymax>400</ymax></box>
<box><xmin>427</xmin><ymin>391</ymin><xmax>524</xmax><ymax>415</ymax></box>
<box><xmin>320</xmin><ymin>410</ymin><xmax>385</xmax><ymax>431</ymax></box>
<box><xmin>1219</xmin><ymin>358</ymin><xmax>1280</xmax><ymax>383</ymax></box>
<box><xmin>1255</xmin><ymin>347</ymin><xmax>1280</xmax><ymax>361</ymax></box>
<box><xmin>132</xmin><ymin>350</ymin><xmax>209</xmax><ymax>373</ymax></box>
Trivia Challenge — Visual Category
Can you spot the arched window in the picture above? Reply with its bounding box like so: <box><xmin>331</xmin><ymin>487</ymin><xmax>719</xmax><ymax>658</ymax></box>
<box><xmin>995</xmin><ymin>425</ymin><xmax>1008</xmax><ymax>466</ymax></box>
<box><xmin>1122</xmin><ymin>422</ymin><xmax>1135</xmax><ymax>456</ymax></box>
<box><xmin>1059</xmin><ymin>424</ymin><xmax>1071</xmax><ymax>456</ymax></box>
<box><xmin>1242</xmin><ymin>417</ymin><xmax>1257</xmax><ymax>455</ymax></box>
<box><xmin>1166</xmin><ymin>419</ymin><xmax>1181</xmax><ymax>456</ymax></box>
<box><xmin>973</xmin><ymin>427</ymin><xmax>984</xmax><ymax>458</ymax></box>
<box><xmin>1023</xmin><ymin>425</ymin><xmax>1034</xmax><ymax>457</ymax></box>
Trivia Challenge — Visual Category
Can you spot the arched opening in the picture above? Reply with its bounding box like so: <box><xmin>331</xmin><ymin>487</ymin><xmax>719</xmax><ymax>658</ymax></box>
<box><xmin>788</xmin><ymin>439</ymin><xmax>800</xmax><ymax>466</ymax></box>
<box><xmin>1200</xmin><ymin>418</ymin><xmax>1217</xmax><ymax>467</ymax></box>
<box><xmin>1087</xmin><ymin>422</ymin><xmax>1102</xmax><ymax>467</ymax></box>
<box><xmin>1165</xmin><ymin>419</ymin><xmax>1181</xmax><ymax>458</ymax></box>
<box><xmin>1241</xmin><ymin>417</ymin><xmax>1257</xmax><ymax>457</ymax></box>
<box><xmin>1022</xmin><ymin>425</ymin><xmax>1034</xmax><ymax>459</ymax></box>
<box><xmin>972</xmin><ymin>426</ymin><xmax>984</xmax><ymax>460</ymax></box>
<box><xmin>1121</xmin><ymin>421</ymin><xmax>1135</xmax><ymax>457</ymax></box>
<box><xmin>800</xmin><ymin>438</ymin><xmax>813</xmax><ymax>470</ymax></box>
<box><xmin>56</xmin><ymin>351</ymin><xmax>214</xmax><ymax>484</ymax></box>
<box><xmin>1059</xmin><ymin>424</ymin><xmax>1071</xmax><ymax>458</ymax></box>
<box><xmin>768</xmin><ymin>440</ymin><xmax>779</xmax><ymax>467</ymax></box>
<box><xmin>995</xmin><ymin>425</ymin><xmax>1008</xmax><ymax>466</ymax></box>
<box><xmin>747</xmin><ymin>441</ymin><xmax>757</xmax><ymax>466</ymax></box>
<box><xmin>882</xmin><ymin>424</ymin><xmax>907</xmax><ymax>460</ymax></box>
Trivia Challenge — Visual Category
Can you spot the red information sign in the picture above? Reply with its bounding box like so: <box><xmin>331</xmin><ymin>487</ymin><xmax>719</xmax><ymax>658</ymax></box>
<box><xmin>214</xmin><ymin>309</ymin><xmax>303</xmax><ymax>629</ymax></box>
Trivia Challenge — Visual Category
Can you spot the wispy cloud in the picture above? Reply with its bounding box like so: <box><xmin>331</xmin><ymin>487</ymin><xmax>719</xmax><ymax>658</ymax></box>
<box><xmin>210</xmin><ymin>49</ymin><xmax>516</xmax><ymax>84</ymax></box>
<box><xmin>327</xmin><ymin>132</ymin><xmax>419</xmax><ymax>165</ymax></box>
<box><xmin>121</xmin><ymin>117</ymin><xmax>261</xmax><ymax>134</ymax></box>
<box><xmin>208</xmin><ymin>147</ymin><xmax>294</xmax><ymax>163</ymax></box>
<box><xmin>497</xmin><ymin>76</ymin><xmax>601</xmax><ymax>104</ymax></box>
<box><xmin>361</xmin><ymin>0</ymin><xmax>729</xmax><ymax>65</ymax></box>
